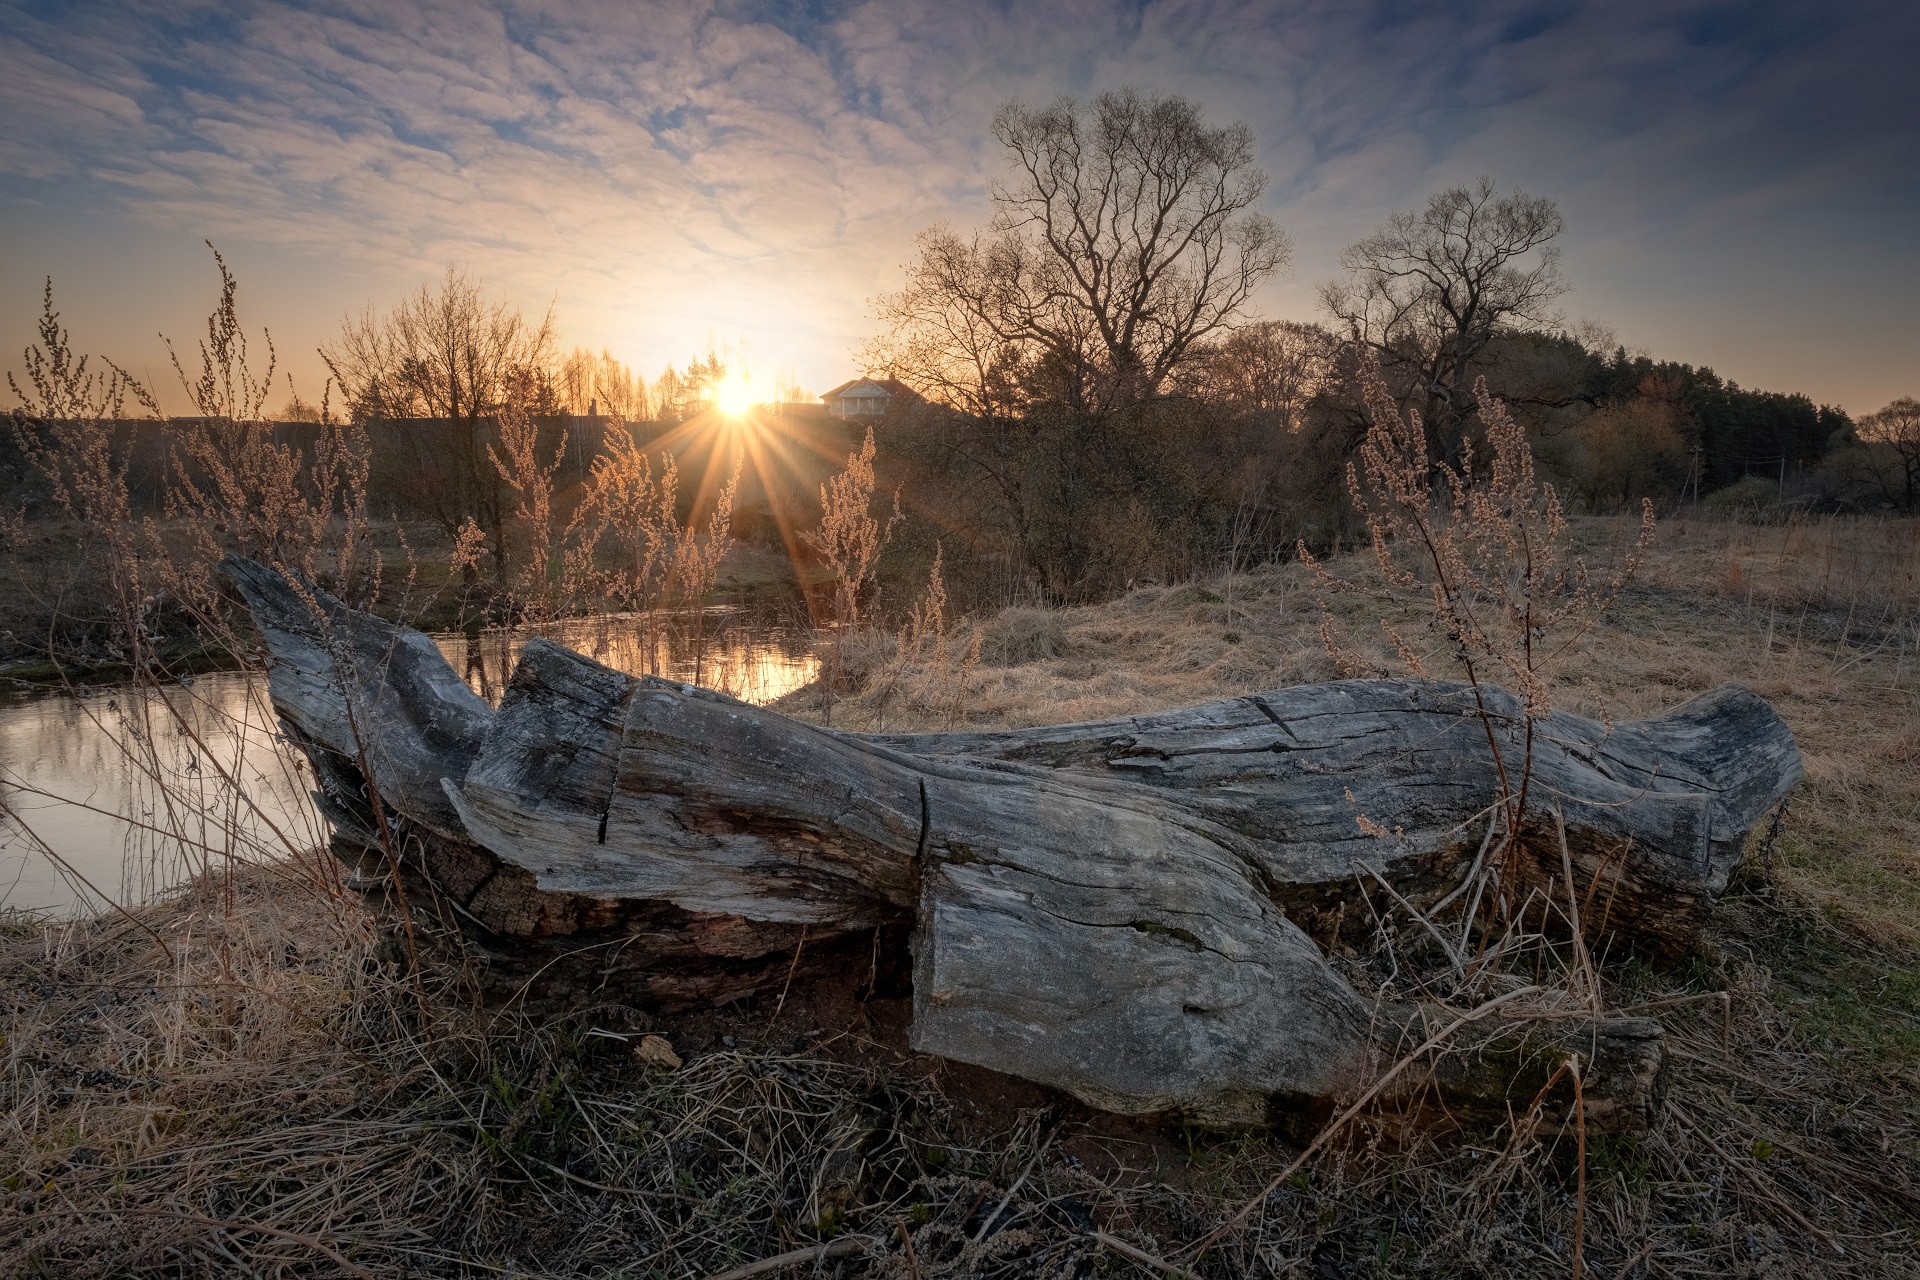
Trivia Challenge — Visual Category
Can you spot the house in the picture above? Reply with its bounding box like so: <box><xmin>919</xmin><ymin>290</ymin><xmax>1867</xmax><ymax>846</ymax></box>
<box><xmin>820</xmin><ymin>376</ymin><xmax>912</xmax><ymax>420</ymax></box>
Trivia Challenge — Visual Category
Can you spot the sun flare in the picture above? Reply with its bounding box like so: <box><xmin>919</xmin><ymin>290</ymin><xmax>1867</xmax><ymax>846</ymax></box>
<box><xmin>713</xmin><ymin>369</ymin><xmax>758</xmax><ymax>417</ymax></box>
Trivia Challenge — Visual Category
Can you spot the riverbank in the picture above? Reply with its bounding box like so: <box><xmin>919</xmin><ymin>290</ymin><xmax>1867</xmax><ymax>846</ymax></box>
<box><xmin>0</xmin><ymin>514</ymin><xmax>822</xmax><ymax>687</ymax></box>
<box><xmin>4</xmin><ymin>514</ymin><xmax>1917</xmax><ymax>1277</ymax></box>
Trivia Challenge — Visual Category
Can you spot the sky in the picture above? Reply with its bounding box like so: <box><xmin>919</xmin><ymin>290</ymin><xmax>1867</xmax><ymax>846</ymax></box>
<box><xmin>2</xmin><ymin>0</ymin><xmax>1915</xmax><ymax>416</ymax></box>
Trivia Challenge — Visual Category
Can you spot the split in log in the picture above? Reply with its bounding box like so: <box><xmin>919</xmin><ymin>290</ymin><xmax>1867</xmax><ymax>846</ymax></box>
<box><xmin>222</xmin><ymin>556</ymin><xmax>1801</xmax><ymax>1129</ymax></box>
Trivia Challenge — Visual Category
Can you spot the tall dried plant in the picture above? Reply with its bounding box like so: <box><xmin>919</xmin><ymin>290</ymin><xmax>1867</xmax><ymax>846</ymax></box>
<box><xmin>805</xmin><ymin>426</ymin><xmax>901</xmax><ymax>720</ymax></box>
<box><xmin>159</xmin><ymin>260</ymin><xmax>417</xmax><ymax>1004</ymax></box>
<box><xmin>669</xmin><ymin>451</ymin><xmax>741</xmax><ymax>686</ymax></box>
<box><xmin>167</xmin><ymin>400</ymin><xmax>378</xmax><ymax>606</ymax></box>
<box><xmin>488</xmin><ymin>373</ymin><xmax>566</xmax><ymax>623</ymax></box>
<box><xmin>164</xmin><ymin>243</ymin><xmax>276</xmax><ymax>423</ymax></box>
<box><xmin>450</xmin><ymin>515</ymin><xmax>491</xmax><ymax>585</ymax></box>
<box><xmin>155</xmin><ymin>248</ymin><xmax>376</xmax><ymax>609</ymax></box>
<box><xmin>565</xmin><ymin>429</ymin><xmax>676</xmax><ymax>626</ymax></box>
<box><xmin>8</xmin><ymin>280</ymin><xmax>147</xmax><ymax>644</ymax></box>
<box><xmin>1305</xmin><ymin>356</ymin><xmax>1654</xmax><ymax>892</ymax></box>
<box><xmin>8</xmin><ymin>263</ymin><xmax>418</xmax><ymax>1008</ymax></box>
<box><xmin>564</xmin><ymin>434</ymin><xmax>740</xmax><ymax>682</ymax></box>
<box><xmin>890</xmin><ymin>543</ymin><xmax>980</xmax><ymax>729</ymax></box>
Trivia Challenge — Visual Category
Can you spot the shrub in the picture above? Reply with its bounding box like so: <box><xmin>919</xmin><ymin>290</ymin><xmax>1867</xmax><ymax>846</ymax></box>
<box><xmin>980</xmin><ymin>606</ymin><xmax>1067</xmax><ymax>665</ymax></box>
<box><xmin>1702</xmin><ymin>475</ymin><xmax>1779</xmax><ymax>514</ymax></box>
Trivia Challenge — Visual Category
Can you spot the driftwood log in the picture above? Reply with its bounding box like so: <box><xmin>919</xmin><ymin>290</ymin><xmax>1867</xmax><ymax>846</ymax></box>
<box><xmin>224</xmin><ymin>556</ymin><xmax>1800</xmax><ymax>1129</ymax></box>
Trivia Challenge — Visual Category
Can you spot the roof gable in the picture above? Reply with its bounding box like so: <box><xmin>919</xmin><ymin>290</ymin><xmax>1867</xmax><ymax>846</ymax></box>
<box><xmin>821</xmin><ymin>377</ymin><xmax>914</xmax><ymax>403</ymax></box>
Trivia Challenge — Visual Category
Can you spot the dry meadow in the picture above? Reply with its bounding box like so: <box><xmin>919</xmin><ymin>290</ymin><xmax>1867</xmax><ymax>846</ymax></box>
<box><xmin>4</xmin><ymin>513</ymin><xmax>1917</xmax><ymax>1278</ymax></box>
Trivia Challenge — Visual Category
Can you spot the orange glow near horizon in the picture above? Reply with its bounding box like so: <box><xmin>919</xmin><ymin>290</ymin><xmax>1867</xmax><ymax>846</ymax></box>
<box><xmin>643</xmin><ymin>395</ymin><xmax>858</xmax><ymax>629</ymax></box>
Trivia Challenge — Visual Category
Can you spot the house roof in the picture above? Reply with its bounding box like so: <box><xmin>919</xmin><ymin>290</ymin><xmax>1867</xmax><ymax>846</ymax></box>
<box><xmin>821</xmin><ymin>377</ymin><xmax>912</xmax><ymax>402</ymax></box>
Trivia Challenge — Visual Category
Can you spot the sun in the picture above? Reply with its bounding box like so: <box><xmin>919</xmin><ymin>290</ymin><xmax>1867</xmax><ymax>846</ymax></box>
<box><xmin>712</xmin><ymin>369</ymin><xmax>758</xmax><ymax>417</ymax></box>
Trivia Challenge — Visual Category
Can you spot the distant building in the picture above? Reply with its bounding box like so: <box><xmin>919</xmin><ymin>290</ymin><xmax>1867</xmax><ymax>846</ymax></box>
<box><xmin>821</xmin><ymin>376</ymin><xmax>912</xmax><ymax>421</ymax></box>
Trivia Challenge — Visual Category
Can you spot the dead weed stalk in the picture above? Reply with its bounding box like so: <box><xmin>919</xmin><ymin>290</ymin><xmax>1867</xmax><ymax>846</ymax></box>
<box><xmin>806</xmin><ymin>425</ymin><xmax>901</xmax><ymax>722</ymax></box>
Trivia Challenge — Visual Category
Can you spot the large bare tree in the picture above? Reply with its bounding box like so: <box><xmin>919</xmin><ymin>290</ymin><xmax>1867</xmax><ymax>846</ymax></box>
<box><xmin>1322</xmin><ymin>177</ymin><xmax>1567</xmax><ymax>447</ymax></box>
<box><xmin>876</xmin><ymin>90</ymin><xmax>1289</xmax><ymax>416</ymax></box>
<box><xmin>868</xmin><ymin>91</ymin><xmax>1289</xmax><ymax>597</ymax></box>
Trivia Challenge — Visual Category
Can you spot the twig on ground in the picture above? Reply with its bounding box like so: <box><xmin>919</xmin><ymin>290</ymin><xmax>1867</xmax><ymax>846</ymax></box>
<box><xmin>1093</xmin><ymin>1230</ymin><xmax>1193</xmax><ymax>1278</ymax></box>
<box><xmin>694</xmin><ymin>1235</ymin><xmax>873</xmax><ymax>1280</ymax></box>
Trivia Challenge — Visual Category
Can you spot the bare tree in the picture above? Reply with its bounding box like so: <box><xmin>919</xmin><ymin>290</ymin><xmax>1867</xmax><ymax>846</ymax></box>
<box><xmin>871</xmin><ymin>230</ymin><xmax>1030</xmax><ymax>422</ymax></box>
<box><xmin>594</xmin><ymin>350</ymin><xmax>648</xmax><ymax>420</ymax></box>
<box><xmin>1322</xmin><ymin>177</ymin><xmax>1567</xmax><ymax>450</ymax></box>
<box><xmin>559</xmin><ymin>347</ymin><xmax>596</xmax><ymax>415</ymax></box>
<box><xmin>866</xmin><ymin>91</ymin><xmax>1287</xmax><ymax>597</ymax></box>
<box><xmin>322</xmin><ymin>267</ymin><xmax>556</xmax><ymax>422</ymax></box>
<box><xmin>1859</xmin><ymin>396</ymin><xmax>1920</xmax><ymax>513</ymax></box>
<box><xmin>991</xmin><ymin>91</ymin><xmax>1288</xmax><ymax>408</ymax></box>
<box><xmin>875</xmin><ymin>90</ymin><xmax>1288</xmax><ymax>417</ymax></box>
<box><xmin>319</xmin><ymin>267</ymin><xmax>556</xmax><ymax>579</ymax></box>
<box><xmin>866</xmin><ymin>230</ymin><xmax>1041</xmax><ymax>573</ymax></box>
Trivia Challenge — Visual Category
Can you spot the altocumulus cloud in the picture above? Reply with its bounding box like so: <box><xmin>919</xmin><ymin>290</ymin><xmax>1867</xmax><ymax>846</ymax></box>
<box><xmin>0</xmin><ymin>0</ymin><xmax>1914</xmax><ymax>408</ymax></box>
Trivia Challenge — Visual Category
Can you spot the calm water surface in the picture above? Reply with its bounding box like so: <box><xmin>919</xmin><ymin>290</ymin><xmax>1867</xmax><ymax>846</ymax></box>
<box><xmin>0</xmin><ymin>609</ymin><xmax>817</xmax><ymax>916</ymax></box>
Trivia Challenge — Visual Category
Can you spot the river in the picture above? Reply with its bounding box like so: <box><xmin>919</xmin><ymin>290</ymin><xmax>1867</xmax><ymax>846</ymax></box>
<box><xmin>0</xmin><ymin>609</ymin><xmax>819</xmax><ymax>917</ymax></box>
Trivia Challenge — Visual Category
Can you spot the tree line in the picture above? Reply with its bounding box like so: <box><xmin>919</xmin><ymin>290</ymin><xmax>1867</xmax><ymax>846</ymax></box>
<box><xmin>8</xmin><ymin>90</ymin><xmax>1915</xmax><ymax>622</ymax></box>
<box><xmin>858</xmin><ymin>90</ymin><xmax>1909</xmax><ymax>604</ymax></box>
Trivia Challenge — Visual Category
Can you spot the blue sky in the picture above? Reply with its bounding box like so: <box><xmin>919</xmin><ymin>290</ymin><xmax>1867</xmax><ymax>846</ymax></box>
<box><xmin>2</xmin><ymin>0</ymin><xmax>1914</xmax><ymax>413</ymax></box>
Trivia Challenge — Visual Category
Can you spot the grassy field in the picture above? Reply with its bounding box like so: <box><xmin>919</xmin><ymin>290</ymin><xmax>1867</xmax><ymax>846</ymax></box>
<box><xmin>3</xmin><ymin>513</ymin><xmax>1916</xmax><ymax>1277</ymax></box>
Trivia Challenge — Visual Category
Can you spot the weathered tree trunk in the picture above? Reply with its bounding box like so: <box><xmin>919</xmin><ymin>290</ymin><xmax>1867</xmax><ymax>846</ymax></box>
<box><xmin>864</xmin><ymin>678</ymin><xmax>1802</xmax><ymax>956</ymax></box>
<box><xmin>224</xmin><ymin>556</ymin><xmax>1800</xmax><ymax>1129</ymax></box>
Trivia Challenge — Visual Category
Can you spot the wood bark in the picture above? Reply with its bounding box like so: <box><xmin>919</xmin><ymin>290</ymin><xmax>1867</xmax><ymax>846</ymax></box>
<box><xmin>223</xmin><ymin>556</ymin><xmax>1802</xmax><ymax>1129</ymax></box>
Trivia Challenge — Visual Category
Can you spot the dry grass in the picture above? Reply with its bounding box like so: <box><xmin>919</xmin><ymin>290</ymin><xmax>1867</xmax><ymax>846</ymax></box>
<box><xmin>1</xmin><ymin>867</ymin><xmax>1037</xmax><ymax>1277</ymax></box>
<box><xmin>7</xmin><ymin>512</ymin><xmax>1918</xmax><ymax>1277</ymax></box>
<box><xmin>6</xmin><ymin>861</ymin><xmax>1915</xmax><ymax>1277</ymax></box>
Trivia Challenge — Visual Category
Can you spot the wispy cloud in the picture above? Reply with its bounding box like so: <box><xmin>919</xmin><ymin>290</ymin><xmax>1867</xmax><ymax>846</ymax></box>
<box><xmin>1</xmin><ymin>0</ymin><xmax>1914</xmax><ymax>409</ymax></box>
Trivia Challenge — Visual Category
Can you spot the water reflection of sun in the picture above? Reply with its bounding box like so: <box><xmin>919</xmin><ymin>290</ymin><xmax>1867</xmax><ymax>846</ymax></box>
<box><xmin>433</xmin><ymin>612</ymin><xmax>819</xmax><ymax>707</ymax></box>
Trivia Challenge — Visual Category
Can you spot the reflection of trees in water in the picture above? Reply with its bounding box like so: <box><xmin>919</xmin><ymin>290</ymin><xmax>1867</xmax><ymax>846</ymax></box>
<box><xmin>1</xmin><ymin>673</ymin><xmax>328</xmax><ymax>915</ymax></box>
<box><xmin>434</xmin><ymin>609</ymin><xmax>818</xmax><ymax>707</ymax></box>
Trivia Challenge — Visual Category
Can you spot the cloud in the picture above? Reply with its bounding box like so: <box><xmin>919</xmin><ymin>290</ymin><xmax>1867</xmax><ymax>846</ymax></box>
<box><xmin>0</xmin><ymin>0</ymin><xmax>1914</xmax><ymax>410</ymax></box>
